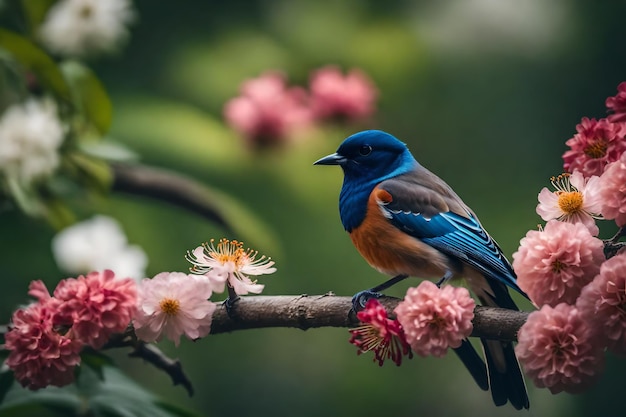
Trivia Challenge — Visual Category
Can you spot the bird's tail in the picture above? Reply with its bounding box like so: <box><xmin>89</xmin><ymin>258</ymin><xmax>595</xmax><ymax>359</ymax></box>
<box><xmin>453</xmin><ymin>339</ymin><xmax>488</xmax><ymax>391</ymax></box>
<box><xmin>469</xmin><ymin>276</ymin><xmax>530</xmax><ymax>410</ymax></box>
<box><xmin>480</xmin><ymin>338</ymin><xmax>529</xmax><ymax>410</ymax></box>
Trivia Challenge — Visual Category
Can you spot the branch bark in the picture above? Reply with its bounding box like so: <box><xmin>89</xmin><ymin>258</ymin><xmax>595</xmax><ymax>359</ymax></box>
<box><xmin>211</xmin><ymin>294</ymin><xmax>530</xmax><ymax>342</ymax></box>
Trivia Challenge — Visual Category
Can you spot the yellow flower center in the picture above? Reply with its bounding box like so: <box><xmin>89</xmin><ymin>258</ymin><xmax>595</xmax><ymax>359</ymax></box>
<box><xmin>551</xmin><ymin>259</ymin><xmax>564</xmax><ymax>273</ymax></box>
<box><xmin>583</xmin><ymin>139</ymin><xmax>608</xmax><ymax>159</ymax></box>
<box><xmin>210</xmin><ymin>238</ymin><xmax>248</xmax><ymax>268</ymax></box>
<box><xmin>556</xmin><ymin>191</ymin><xmax>584</xmax><ymax>214</ymax></box>
<box><xmin>79</xmin><ymin>5</ymin><xmax>93</xmax><ymax>19</ymax></box>
<box><xmin>159</xmin><ymin>298</ymin><xmax>181</xmax><ymax>316</ymax></box>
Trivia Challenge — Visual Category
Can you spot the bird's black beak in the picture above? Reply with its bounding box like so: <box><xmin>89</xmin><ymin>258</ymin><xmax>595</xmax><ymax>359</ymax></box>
<box><xmin>313</xmin><ymin>152</ymin><xmax>346</xmax><ymax>166</ymax></box>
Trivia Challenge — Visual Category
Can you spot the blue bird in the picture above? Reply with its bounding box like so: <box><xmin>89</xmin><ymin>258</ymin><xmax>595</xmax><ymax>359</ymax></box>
<box><xmin>314</xmin><ymin>130</ymin><xmax>529</xmax><ymax>410</ymax></box>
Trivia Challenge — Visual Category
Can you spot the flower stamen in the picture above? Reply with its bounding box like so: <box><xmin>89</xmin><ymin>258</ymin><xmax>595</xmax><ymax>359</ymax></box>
<box><xmin>583</xmin><ymin>138</ymin><xmax>608</xmax><ymax>159</ymax></box>
<box><xmin>557</xmin><ymin>191</ymin><xmax>584</xmax><ymax>215</ymax></box>
<box><xmin>159</xmin><ymin>298</ymin><xmax>181</xmax><ymax>316</ymax></box>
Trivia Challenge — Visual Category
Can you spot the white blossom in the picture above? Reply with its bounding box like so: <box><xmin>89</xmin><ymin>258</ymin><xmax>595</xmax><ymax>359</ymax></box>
<box><xmin>52</xmin><ymin>215</ymin><xmax>148</xmax><ymax>281</ymax></box>
<box><xmin>0</xmin><ymin>99</ymin><xmax>64</xmax><ymax>185</ymax></box>
<box><xmin>39</xmin><ymin>0</ymin><xmax>135</xmax><ymax>57</ymax></box>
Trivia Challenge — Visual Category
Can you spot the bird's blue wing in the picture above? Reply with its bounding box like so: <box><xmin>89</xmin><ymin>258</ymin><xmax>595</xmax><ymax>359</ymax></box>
<box><xmin>377</xmin><ymin>174</ymin><xmax>525</xmax><ymax>297</ymax></box>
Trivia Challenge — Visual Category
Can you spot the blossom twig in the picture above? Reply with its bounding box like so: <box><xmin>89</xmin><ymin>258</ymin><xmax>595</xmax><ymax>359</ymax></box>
<box><xmin>101</xmin><ymin>330</ymin><xmax>194</xmax><ymax>396</ymax></box>
<box><xmin>128</xmin><ymin>341</ymin><xmax>194</xmax><ymax>397</ymax></box>
<box><xmin>603</xmin><ymin>227</ymin><xmax>626</xmax><ymax>258</ymax></box>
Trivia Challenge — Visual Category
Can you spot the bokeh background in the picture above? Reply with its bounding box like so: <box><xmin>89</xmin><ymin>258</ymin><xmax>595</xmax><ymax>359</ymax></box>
<box><xmin>2</xmin><ymin>0</ymin><xmax>626</xmax><ymax>416</ymax></box>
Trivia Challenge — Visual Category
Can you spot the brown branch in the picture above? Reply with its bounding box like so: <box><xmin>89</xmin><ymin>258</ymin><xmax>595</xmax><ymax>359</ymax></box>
<box><xmin>128</xmin><ymin>341</ymin><xmax>194</xmax><ymax>397</ymax></box>
<box><xmin>211</xmin><ymin>294</ymin><xmax>530</xmax><ymax>342</ymax></box>
<box><xmin>100</xmin><ymin>329</ymin><xmax>194</xmax><ymax>396</ymax></box>
<box><xmin>110</xmin><ymin>162</ymin><xmax>234</xmax><ymax>234</ymax></box>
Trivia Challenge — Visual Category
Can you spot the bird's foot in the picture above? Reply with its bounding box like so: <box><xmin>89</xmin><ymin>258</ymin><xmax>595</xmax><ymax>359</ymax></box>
<box><xmin>435</xmin><ymin>270</ymin><xmax>454</xmax><ymax>288</ymax></box>
<box><xmin>351</xmin><ymin>290</ymin><xmax>383</xmax><ymax>313</ymax></box>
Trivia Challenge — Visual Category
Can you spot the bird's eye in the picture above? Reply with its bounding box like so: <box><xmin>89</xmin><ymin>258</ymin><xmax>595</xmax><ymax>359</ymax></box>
<box><xmin>359</xmin><ymin>145</ymin><xmax>372</xmax><ymax>156</ymax></box>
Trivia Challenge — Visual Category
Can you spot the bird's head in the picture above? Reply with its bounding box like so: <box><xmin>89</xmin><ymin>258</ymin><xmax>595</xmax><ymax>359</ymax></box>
<box><xmin>314</xmin><ymin>130</ymin><xmax>417</xmax><ymax>183</ymax></box>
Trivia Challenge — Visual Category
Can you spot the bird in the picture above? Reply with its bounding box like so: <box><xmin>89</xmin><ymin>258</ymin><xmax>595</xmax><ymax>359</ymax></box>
<box><xmin>314</xmin><ymin>129</ymin><xmax>529</xmax><ymax>410</ymax></box>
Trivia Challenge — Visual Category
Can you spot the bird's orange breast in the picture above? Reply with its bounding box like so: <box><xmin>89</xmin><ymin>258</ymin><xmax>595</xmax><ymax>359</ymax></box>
<box><xmin>349</xmin><ymin>187</ymin><xmax>450</xmax><ymax>278</ymax></box>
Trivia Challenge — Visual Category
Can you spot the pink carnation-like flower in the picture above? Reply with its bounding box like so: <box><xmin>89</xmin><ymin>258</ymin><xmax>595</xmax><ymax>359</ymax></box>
<box><xmin>348</xmin><ymin>298</ymin><xmax>412</xmax><ymax>366</ymax></box>
<box><xmin>606</xmin><ymin>81</ymin><xmax>626</xmax><ymax>123</ymax></box>
<box><xmin>515</xmin><ymin>303</ymin><xmax>605</xmax><ymax>394</ymax></box>
<box><xmin>512</xmin><ymin>220</ymin><xmax>604</xmax><ymax>307</ymax></box>
<box><xmin>598</xmin><ymin>152</ymin><xmax>626</xmax><ymax>227</ymax></box>
<box><xmin>186</xmin><ymin>238</ymin><xmax>276</xmax><ymax>296</ymax></box>
<box><xmin>394</xmin><ymin>281</ymin><xmax>475</xmax><ymax>358</ymax></box>
<box><xmin>223</xmin><ymin>71</ymin><xmax>312</xmax><ymax>148</ymax></box>
<box><xmin>577</xmin><ymin>253</ymin><xmax>626</xmax><ymax>356</ymax></box>
<box><xmin>536</xmin><ymin>171</ymin><xmax>602</xmax><ymax>236</ymax></box>
<box><xmin>52</xmin><ymin>270</ymin><xmax>137</xmax><ymax>349</ymax></box>
<box><xmin>133</xmin><ymin>272</ymin><xmax>216</xmax><ymax>346</ymax></box>
<box><xmin>563</xmin><ymin>117</ymin><xmax>626</xmax><ymax>178</ymax></box>
<box><xmin>5</xmin><ymin>296</ymin><xmax>82</xmax><ymax>390</ymax></box>
<box><xmin>309</xmin><ymin>65</ymin><xmax>378</xmax><ymax>121</ymax></box>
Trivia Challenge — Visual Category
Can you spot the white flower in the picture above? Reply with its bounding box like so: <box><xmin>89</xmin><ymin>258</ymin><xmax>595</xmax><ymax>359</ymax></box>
<box><xmin>186</xmin><ymin>238</ymin><xmax>276</xmax><ymax>295</ymax></box>
<box><xmin>39</xmin><ymin>0</ymin><xmax>135</xmax><ymax>57</ymax></box>
<box><xmin>0</xmin><ymin>99</ymin><xmax>64</xmax><ymax>184</ymax></box>
<box><xmin>536</xmin><ymin>171</ymin><xmax>603</xmax><ymax>236</ymax></box>
<box><xmin>52</xmin><ymin>215</ymin><xmax>148</xmax><ymax>281</ymax></box>
<box><xmin>134</xmin><ymin>272</ymin><xmax>216</xmax><ymax>346</ymax></box>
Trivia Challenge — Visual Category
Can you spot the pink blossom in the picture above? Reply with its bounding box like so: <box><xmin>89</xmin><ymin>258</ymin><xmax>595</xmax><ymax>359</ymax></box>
<box><xmin>186</xmin><ymin>238</ymin><xmax>276</xmax><ymax>296</ymax></box>
<box><xmin>536</xmin><ymin>171</ymin><xmax>602</xmax><ymax>235</ymax></box>
<box><xmin>606</xmin><ymin>82</ymin><xmax>626</xmax><ymax>123</ymax></box>
<box><xmin>563</xmin><ymin>117</ymin><xmax>626</xmax><ymax>178</ymax></box>
<box><xmin>512</xmin><ymin>220</ymin><xmax>604</xmax><ymax>307</ymax></box>
<box><xmin>348</xmin><ymin>299</ymin><xmax>412</xmax><ymax>366</ymax></box>
<box><xmin>515</xmin><ymin>304</ymin><xmax>605</xmax><ymax>394</ymax></box>
<box><xmin>52</xmin><ymin>270</ymin><xmax>137</xmax><ymax>349</ymax></box>
<box><xmin>309</xmin><ymin>65</ymin><xmax>378</xmax><ymax>121</ymax></box>
<box><xmin>5</xmin><ymin>299</ymin><xmax>82</xmax><ymax>390</ymax></box>
<box><xmin>133</xmin><ymin>272</ymin><xmax>216</xmax><ymax>346</ymax></box>
<box><xmin>394</xmin><ymin>281</ymin><xmax>475</xmax><ymax>358</ymax></box>
<box><xmin>598</xmin><ymin>152</ymin><xmax>626</xmax><ymax>227</ymax></box>
<box><xmin>223</xmin><ymin>71</ymin><xmax>312</xmax><ymax>148</ymax></box>
<box><xmin>577</xmin><ymin>253</ymin><xmax>626</xmax><ymax>356</ymax></box>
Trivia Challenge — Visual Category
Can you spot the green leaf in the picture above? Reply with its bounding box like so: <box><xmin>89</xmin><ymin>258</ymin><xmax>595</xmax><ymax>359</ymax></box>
<box><xmin>65</xmin><ymin>151</ymin><xmax>113</xmax><ymax>194</ymax></box>
<box><xmin>6</xmin><ymin>176</ymin><xmax>42</xmax><ymax>217</ymax></box>
<box><xmin>60</xmin><ymin>61</ymin><xmax>113</xmax><ymax>135</ymax></box>
<box><xmin>19</xmin><ymin>0</ymin><xmax>57</xmax><ymax>35</ymax></box>
<box><xmin>79</xmin><ymin>140</ymin><xmax>139</xmax><ymax>163</ymax></box>
<box><xmin>43</xmin><ymin>197</ymin><xmax>76</xmax><ymax>230</ymax></box>
<box><xmin>79</xmin><ymin>366</ymin><xmax>200</xmax><ymax>417</ymax></box>
<box><xmin>0</xmin><ymin>385</ymin><xmax>82</xmax><ymax>415</ymax></box>
<box><xmin>0</xmin><ymin>28</ymin><xmax>71</xmax><ymax>101</ymax></box>
<box><xmin>0</xmin><ymin>367</ymin><xmax>15</xmax><ymax>404</ymax></box>
<box><xmin>80</xmin><ymin>350</ymin><xmax>115</xmax><ymax>381</ymax></box>
<box><xmin>0</xmin><ymin>366</ymin><xmax>201</xmax><ymax>417</ymax></box>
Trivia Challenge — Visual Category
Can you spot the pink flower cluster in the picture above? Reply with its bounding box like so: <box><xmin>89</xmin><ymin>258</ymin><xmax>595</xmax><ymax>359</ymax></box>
<box><xmin>513</xmin><ymin>81</ymin><xmax>626</xmax><ymax>395</ymax></box>
<box><xmin>5</xmin><ymin>271</ymin><xmax>137</xmax><ymax>389</ymax></box>
<box><xmin>394</xmin><ymin>281</ymin><xmax>475</xmax><ymax>358</ymax></box>
<box><xmin>224</xmin><ymin>66</ymin><xmax>378</xmax><ymax>147</ymax></box>
<box><xmin>513</xmin><ymin>220</ymin><xmax>604</xmax><ymax>307</ymax></box>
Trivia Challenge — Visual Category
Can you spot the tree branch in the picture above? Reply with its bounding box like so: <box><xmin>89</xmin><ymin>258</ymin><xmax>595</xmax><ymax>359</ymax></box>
<box><xmin>211</xmin><ymin>294</ymin><xmax>529</xmax><ymax>342</ymax></box>
<box><xmin>110</xmin><ymin>162</ymin><xmax>234</xmax><ymax>234</ymax></box>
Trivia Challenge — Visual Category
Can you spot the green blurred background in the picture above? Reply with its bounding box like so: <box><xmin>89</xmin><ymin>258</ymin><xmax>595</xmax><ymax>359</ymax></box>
<box><xmin>2</xmin><ymin>0</ymin><xmax>626</xmax><ymax>416</ymax></box>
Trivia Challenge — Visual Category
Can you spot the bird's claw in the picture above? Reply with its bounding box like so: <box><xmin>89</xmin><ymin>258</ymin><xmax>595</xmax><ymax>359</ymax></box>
<box><xmin>351</xmin><ymin>290</ymin><xmax>383</xmax><ymax>313</ymax></box>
